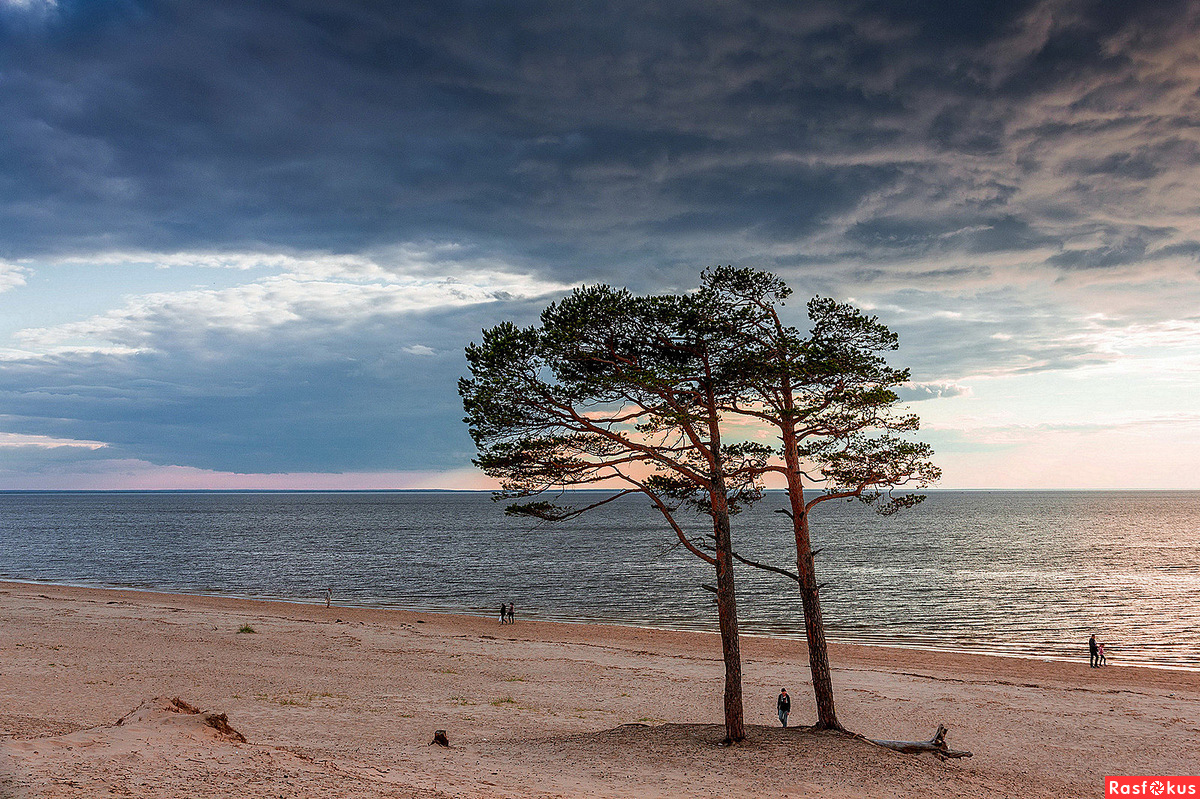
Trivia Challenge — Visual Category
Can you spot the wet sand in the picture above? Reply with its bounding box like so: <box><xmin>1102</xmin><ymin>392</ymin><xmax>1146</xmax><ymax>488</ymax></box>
<box><xmin>2</xmin><ymin>580</ymin><xmax>1197</xmax><ymax>797</ymax></box>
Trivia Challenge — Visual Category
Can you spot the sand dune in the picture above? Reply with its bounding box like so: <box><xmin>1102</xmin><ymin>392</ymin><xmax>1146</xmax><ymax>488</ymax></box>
<box><xmin>2</xmin><ymin>581</ymin><xmax>1197</xmax><ymax>797</ymax></box>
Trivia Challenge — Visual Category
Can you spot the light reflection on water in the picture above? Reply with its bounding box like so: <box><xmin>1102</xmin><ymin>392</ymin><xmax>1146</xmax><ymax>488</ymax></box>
<box><xmin>0</xmin><ymin>490</ymin><xmax>1197</xmax><ymax>670</ymax></box>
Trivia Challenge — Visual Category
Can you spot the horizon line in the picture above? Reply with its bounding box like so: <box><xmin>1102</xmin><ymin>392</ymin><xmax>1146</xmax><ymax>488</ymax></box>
<box><xmin>2</xmin><ymin>487</ymin><xmax>1198</xmax><ymax>494</ymax></box>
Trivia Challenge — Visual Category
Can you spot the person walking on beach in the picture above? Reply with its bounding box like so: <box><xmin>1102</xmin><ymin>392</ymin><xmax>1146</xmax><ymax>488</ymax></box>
<box><xmin>1098</xmin><ymin>641</ymin><xmax>1106</xmax><ymax>666</ymax></box>
<box><xmin>499</xmin><ymin>603</ymin><xmax>507</xmax><ymax>624</ymax></box>
<box><xmin>324</xmin><ymin>587</ymin><xmax>332</xmax><ymax>608</ymax></box>
<box><xmin>777</xmin><ymin>688</ymin><xmax>790</xmax><ymax>728</ymax></box>
<box><xmin>506</xmin><ymin>602</ymin><xmax>515</xmax><ymax>624</ymax></box>
<box><xmin>1089</xmin><ymin>634</ymin><xmax>1099</xmax><ymax>668</ymax></box>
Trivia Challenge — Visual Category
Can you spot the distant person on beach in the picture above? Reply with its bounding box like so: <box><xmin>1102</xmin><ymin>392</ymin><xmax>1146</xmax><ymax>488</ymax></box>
<box><xmin>499</xmin><ymin>603</ymin><xmax>507</xmax><ymax>624</ymax></box>
<box><xmin>777</xmin><ymin>688</ymin><xmax>790</xmax><ymax>727</ymax></box>
<box><xmin>507</xmin><ymin>602</ymin><xmax>515</xmax><ymax>624</ymax></box>
<box><xmin>324</xmin><ymin>587</ymin><xmax>332</xmax><ymax>608</ymax></box>
<box><xmin>1098</xmin><ymin>642</ymin><xmax>1106</xmax><ymax>666</ymax></box>
<box><xmin>1089</xmin><ymin>634</ymin><xmax>1099</xmax><ymax>668</ymax></box>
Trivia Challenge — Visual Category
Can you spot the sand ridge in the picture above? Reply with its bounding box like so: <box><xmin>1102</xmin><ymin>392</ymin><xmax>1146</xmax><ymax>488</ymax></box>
<box><xmin>2</xmin><ymin>581</ymin><xmax>1198</xmax><ymax>797</ymax></box>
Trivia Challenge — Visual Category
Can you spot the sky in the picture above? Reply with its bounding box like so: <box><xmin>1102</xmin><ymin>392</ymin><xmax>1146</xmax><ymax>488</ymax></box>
<box><xmin>1</xmin><ymin>0</ymin><xmax>1199</xmax><ymax>490</ymax></box>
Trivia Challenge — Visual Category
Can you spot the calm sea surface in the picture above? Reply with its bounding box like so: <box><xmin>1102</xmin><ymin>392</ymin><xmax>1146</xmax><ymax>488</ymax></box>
<box><xmin>1</xmin><ymin>490</ymin><xmax>1197</xmax><ymax>670</ymax></box>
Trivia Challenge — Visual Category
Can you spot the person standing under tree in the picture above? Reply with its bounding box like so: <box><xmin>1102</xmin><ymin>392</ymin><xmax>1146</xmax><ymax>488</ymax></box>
<box><xmin>777</xmin><ymin>688</ymin><xmax>790</xmax><ymax>728</ymax></box>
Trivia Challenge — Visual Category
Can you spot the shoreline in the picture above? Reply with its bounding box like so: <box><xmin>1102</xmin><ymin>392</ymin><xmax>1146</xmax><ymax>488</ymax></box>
<box><xmin>4</xmin><ymin>576</ymin><xmax>1196</xmax><ymax>674</ymax></box>
<box><xmin>3</xmin><ymin>579</ymin><xmax>1199</xmax><ymax>797</ymax></box>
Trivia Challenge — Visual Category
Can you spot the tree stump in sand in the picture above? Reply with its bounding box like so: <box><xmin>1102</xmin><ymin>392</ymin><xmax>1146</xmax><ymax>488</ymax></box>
<box><xmin>869</xmin><ymin>725</ymin><xmax>972</xmax><ymax>759</ymax></box>
<box><xmin>430</xmin><ymin>729</ymin><xmax>449</xmax><ymax>747</ymax></box>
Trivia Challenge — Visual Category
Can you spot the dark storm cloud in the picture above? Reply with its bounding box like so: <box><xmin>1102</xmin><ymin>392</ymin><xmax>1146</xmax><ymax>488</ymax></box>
<box><xmin>3</xmin><ymin>0</ymin><xmax>1198</xmax><ymax>278</ymax></box>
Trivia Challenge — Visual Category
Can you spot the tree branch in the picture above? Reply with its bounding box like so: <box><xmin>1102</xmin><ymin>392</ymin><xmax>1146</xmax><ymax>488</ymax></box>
<box><xmin>729</xmin><ymin>550</ymin><xmax>800</xmax><ymax>583</ymax></box>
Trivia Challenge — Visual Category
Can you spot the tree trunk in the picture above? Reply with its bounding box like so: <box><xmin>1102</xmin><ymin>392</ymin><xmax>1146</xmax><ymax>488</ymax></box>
<box><xmin>794</xmin><ymin>535</ymin><xmax>839</xmax><ymax>731</ymax></box>
<box><xmin>780</xmin><ymin>423</ymin><xmax>842</xmax><ymax>731</ymax></box>
<box><xmin>705</xmin><ymin>375</ymin><xmax>744</xmax><ymax>744</ymax></box>
<box><xmin>711</xmin><ymin>496</ymin><xmax>744</xmax><ymax>743</ymax></box>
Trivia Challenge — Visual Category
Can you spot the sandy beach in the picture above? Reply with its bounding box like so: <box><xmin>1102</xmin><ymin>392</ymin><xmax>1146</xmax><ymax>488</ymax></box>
<box><xmin>1</xmin><ymin>580</ymin><xmax>1197</xmax><ymax>798</ymax></box>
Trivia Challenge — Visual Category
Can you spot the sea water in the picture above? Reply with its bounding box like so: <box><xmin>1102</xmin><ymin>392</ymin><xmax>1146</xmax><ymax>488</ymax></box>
<box><xmin>1</xmin><ymin>490</ymin><xmax>1196</xmax><ymax>669</ymax></box>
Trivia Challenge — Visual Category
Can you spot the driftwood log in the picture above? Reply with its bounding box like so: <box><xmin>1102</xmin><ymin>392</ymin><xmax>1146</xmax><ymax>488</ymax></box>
<box><xmin>429</xmin><ymin>729</ymin><xmax>449</xmax><ymax>747</ymax></box>
<box><xmin>869</xmin><ymin>725</ymin><xmax>972</xmax><ymax>759</ymax></box>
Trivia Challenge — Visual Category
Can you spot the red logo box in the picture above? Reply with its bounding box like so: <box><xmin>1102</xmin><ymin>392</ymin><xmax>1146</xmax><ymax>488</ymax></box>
<box><xmin>1107</xmin><ymin>777</ymin><xmax>1200</xmax><ymax>796</ymax></box>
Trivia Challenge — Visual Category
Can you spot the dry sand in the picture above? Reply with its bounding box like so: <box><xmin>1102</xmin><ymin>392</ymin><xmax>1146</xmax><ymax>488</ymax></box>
<box><xmin>2</xmin><ymin>580</ymin><xmax>1197</xmax><ymax>798</ymax></box>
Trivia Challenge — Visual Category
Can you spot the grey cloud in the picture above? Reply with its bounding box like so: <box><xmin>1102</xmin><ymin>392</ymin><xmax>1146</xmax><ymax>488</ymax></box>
<box><xmin>651</xmin><ymin>162</ymin><xmax>900</xmax><ymax>243</ymax></box>
<box><xmin>0</xmin><ymin>446</ymin><xmax>111</xmax><ymax>487</ymax></box>
<box><xmin>896</xmin><ymin>382</ymin><xmax>971</xmax><ymax>401</ymax></box>
<box><xmin>1043</xmin><ymin>224</ymin><xmax>1176</xmax><ymax>270</ymax></box>
<box><xmin>1064</xmin><ymin>148</ymin><xmax>1171</xmax><ymax>181</ymax></box>
<box><xmin>1149</xmin><ymin>241</ymin><xmax>1200</xmax><ymax>261</ymax></box>
<box><xmin>0</xmin><ymin>290</ymin><xmax>554</xmax><ymax>473</ymax></box>
<box><xmin>846</xmin><ymin>215</ymin><xmax>1055</xmax><ymax>257</ymax></box>
<box><xmin>868</xmin><ymin>288</ymin><xmax>1122</xmax><ymax>381</ymax></box>
<box><xmin>1048</xmin><ymin>240</ymin><xmax>1148</xmax><ymax>270</ymax></box>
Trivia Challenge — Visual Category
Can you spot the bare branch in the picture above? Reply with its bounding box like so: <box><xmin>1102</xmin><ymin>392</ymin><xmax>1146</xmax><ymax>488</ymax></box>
<box><xmin>730</xmin><ymin>550</ymin><xmax>800</xmax><ymax>583</ymax></box>
<box><xmin>505</xmin><ymin>489</ymin><xmax>639</xmax><ymax>521</ymax></box>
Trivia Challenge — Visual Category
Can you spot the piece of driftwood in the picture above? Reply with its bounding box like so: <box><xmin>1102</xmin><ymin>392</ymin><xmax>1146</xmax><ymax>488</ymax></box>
<box><xmin>429</xmin><ymin>729</ymin><xmax>449</xmax><ymax>747</ymax></box>
<box><xmin>870</xmin><ymin>725</ymin><xmax>972</xmax><ymax>759</ymax></box>
<box><xmin>203</xmin><ymin>712</ymin><xmax>247</xmax><ymax>743</ymax></box>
